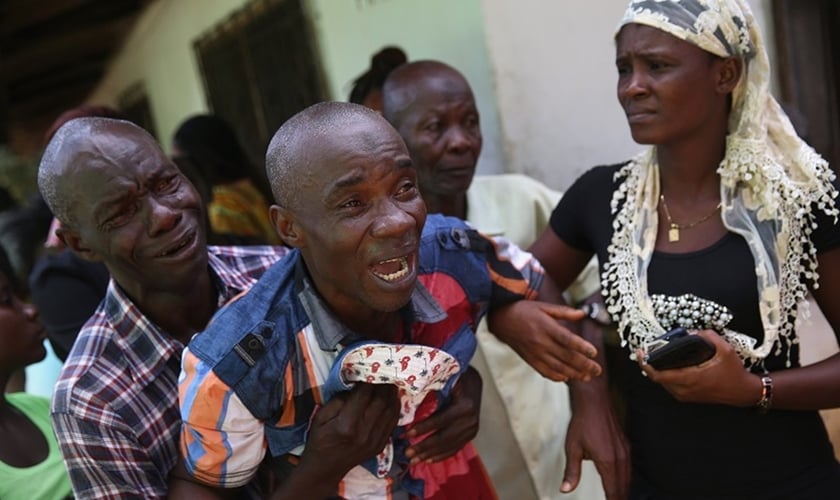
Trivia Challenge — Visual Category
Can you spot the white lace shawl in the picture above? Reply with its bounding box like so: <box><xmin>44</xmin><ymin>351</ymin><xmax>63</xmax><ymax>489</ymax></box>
<box><xmin>606</xmin><ymin>0</ymin><xmax>838</xmax><ymax>367</ymax></box>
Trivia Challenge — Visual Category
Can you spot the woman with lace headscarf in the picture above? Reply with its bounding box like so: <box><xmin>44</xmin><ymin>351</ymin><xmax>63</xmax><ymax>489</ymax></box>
<box><xmin>524</xmin><ymin>0</ymin><xmax>840</xmax><ymax>498</ymax></box>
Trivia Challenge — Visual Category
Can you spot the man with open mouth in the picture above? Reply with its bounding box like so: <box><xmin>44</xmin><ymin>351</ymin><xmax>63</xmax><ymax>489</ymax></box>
<box><xmin>37</xmin><ymin>117</ymin><xmax>289</xmax><ymax>499</ymax></box>
<box><xmin>175</xmin><ymin>102</ymin><xmax>601</xmax><ymax>499</ymax></box>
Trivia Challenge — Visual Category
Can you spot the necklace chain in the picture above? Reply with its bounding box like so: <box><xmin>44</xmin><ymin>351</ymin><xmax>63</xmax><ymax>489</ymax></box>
<box><xmin>659</xmin><ymin>194</ymin><xmax>721</xmax><ymax>242</ymax></box>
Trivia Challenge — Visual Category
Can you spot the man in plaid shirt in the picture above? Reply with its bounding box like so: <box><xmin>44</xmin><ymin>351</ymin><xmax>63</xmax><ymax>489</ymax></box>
<box><xmin>37</xmin><ymin>117</ymin><xmax>288</xmax><ymax>499</ymax></box>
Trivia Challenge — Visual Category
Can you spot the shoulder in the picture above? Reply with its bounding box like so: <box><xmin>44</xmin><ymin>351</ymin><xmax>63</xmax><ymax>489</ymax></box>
<box><xmin>30</xmin><ymin>250</ymin><xmax>108</xmax><ymax>284</ymax></box>
<box><xmin>208</xmin><ymin>245</ymin><xmax>290</xmax><ymax>279</ymax></box>
<box><xmin>52</xmin><ymin>309</ymin><xmax>124</xmax><ymax>412</ymax></box>
<box><xmin>473</xmin><ymin>173</ymin><xmax>560</xmax><ymax>198</ymax></box>
<box><xmin>190</xmin><ymin>253</ymin><xmax>302</xmax><ymax>366</ymax></box>
<box><xmin>558</xmin><ymin>162</ymin><xmax>631</xmax><ymax>206</ymax></box>
<box><xmin>423</xmin><ymin>213</ymin><xmax>471</xmax><ymax>232</ymax></box>
<box><xmin>574</xmin><ymin>162</ymin><xmax>629</xmax><ymax>188</ymax></box>
<box><xmin>208</xmin><ymin>245</ymin><xmax>289</xmax><ymax>261</ymax></box>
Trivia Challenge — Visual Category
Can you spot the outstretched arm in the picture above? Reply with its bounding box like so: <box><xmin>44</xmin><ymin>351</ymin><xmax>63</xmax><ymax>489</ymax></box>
<box><xmin>487</xmin><ymin>298</ymin><xmax>599</xmax><ymax>382</ymax></box>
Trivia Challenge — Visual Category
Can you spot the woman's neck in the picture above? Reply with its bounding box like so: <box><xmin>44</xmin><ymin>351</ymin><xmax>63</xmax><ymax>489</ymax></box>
<box><xmin>657</xmin><ymin>130</ymin><xmax>727</xmax><ymax>202</ymax></box>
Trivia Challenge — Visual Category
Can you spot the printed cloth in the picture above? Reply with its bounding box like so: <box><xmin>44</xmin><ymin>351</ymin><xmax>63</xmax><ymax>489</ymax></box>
<box><xmin>210</xmin><ymin>178</ymin><xmax>281</xmax><ymax>245</ymax></box>
<box><xmin>323</xmin><ymin>342</ymin><xmax>461</xmax><ymax>482</ymax></box>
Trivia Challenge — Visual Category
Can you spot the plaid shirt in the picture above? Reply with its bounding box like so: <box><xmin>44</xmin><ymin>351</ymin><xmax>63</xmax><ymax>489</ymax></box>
<box><xmin>51</xmin><ymin>245</ymin><xmax>288</xmax><ymax>500</ymax></box>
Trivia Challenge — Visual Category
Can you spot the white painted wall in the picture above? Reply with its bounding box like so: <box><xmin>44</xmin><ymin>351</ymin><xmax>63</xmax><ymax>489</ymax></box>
<box><xmin>309</xmin><ymin>0</ymin><xmax>504</xmax><ymax>174</ymax></box>
<box><xmin>480</xmin><ymin>0</ymin><xmax>776</xmax><ymax>190</ymax></box>
<box><xmin>87</xmin><ymin>0</ymin><xmax>251</xmax><ymax>150</ymax></box>
<box><xmin>87</xmin><ymin>0</ymin><xmax>503</xmax><ymax>174</ymax></box>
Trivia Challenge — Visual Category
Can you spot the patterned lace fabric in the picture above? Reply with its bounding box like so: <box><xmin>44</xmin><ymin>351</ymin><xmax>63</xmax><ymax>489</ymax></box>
<box><xmin>605</xmin><ymin>0</ymin><xmax>838</xmax><ymax>368</ymax></box>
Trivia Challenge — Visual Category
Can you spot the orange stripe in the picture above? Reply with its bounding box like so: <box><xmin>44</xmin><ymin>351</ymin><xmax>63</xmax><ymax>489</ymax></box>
<box><xmin>178</xmin><ymin>353</ymin><xmax>200</xmax><ymax>457</ymax></box>
<box><xmin>276</xmin><ymin>363</ymin><xmax>296</xmax><ymax>426</ymax></box>
<box><xmin>190</xmin><ymin>370</ymin><xmax>237</xmax><ymax>482</ymax></box>
<box><xmin>488</xmin><ymin>266</ymin><xmax>532</xmax><ymax>297</ymax></box>
<box><xmin>296</xmin><ymin>330</ymin><xmax>323</xmax><ymax>404</ymax></box>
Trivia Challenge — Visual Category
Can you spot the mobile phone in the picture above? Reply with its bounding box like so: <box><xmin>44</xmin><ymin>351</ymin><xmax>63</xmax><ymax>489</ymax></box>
<box><xmin>644</xmin><ymin>327</ymin><xmax>716</xmax><ymax>370</ymax></box>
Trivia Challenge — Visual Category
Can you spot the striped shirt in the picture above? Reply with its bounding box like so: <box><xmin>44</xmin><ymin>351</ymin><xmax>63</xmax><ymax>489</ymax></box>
<box><xmin>51</xmin><ymin>245</ymin><xmax>287</xmax><ymax>499</ymax></box>
<box><xmin>179</xmin><ymin>215</ymin><xmax>543</xmax><ymax>498</ymax></box>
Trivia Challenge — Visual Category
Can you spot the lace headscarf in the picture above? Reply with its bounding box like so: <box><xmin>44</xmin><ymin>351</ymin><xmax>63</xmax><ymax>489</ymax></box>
<box><xmin>604</xmin><ymin>0</ymin><xmax>838</xmax><ymax>367</ymax></box>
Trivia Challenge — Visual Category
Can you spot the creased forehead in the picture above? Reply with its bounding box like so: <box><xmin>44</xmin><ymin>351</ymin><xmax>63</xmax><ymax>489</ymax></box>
<box><xmin>38</xmin><ymin>117</ymin><xmax>159</xmax><ymax>225</ymax></box>
<box><xmin>266</xmin><ymin>102</ymin><xmax>401</xmax><ymax>208</ymax></box>
<box><xmin>42</xmin><ymin>117</ymin><xmax>153</xmax><ymax>174</ymax></box>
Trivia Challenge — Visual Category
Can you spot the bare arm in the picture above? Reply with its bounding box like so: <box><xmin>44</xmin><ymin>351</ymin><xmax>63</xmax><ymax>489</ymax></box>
<box><xmin>773</xmin><ymin>245</ymin><xmax>840</xmax><ymax>409</ymax></box>
<box><xmin>529</xmin><ymin>228</ymin><xmax>631</xmax><ymax>500</ymax></box>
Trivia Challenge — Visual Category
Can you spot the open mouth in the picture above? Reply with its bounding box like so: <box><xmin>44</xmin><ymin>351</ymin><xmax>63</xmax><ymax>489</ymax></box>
<box><xmin>371</xmin><ymin>256</ymin><xmax>410</xmax><ymax>282</ymax></box>
<box><xmin>156</xmin><ymin>231</ymin><xmax>194</xmax><ymax>258</ymax></box>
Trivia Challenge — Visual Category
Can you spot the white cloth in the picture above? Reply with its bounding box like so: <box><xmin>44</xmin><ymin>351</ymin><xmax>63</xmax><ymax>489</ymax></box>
<box><xmin>467</xmin><ymin>174</ymin><xmax>605</xmax><ymax>500</ymax></box>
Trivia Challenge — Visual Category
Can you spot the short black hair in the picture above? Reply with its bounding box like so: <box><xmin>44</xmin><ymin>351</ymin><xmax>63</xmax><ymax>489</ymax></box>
<box><xmin>349</xmin><ymin>46</ymin><xmax>407</xmax><ymax>104</ymax></box>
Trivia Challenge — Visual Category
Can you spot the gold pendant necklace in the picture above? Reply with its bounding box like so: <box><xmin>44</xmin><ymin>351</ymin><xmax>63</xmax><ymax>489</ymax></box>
<box><xmin>659</xmin><ymin>194</ymin><xmax>721</xmax><ymax>242</ymax></box>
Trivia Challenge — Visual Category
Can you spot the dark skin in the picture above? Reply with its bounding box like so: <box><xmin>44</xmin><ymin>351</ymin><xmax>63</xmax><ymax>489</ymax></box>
<box><xmin>270</xmin><ymin>115</ymin><xmax>482</xmax><ymax>494</ymax></box>
<box><xmin>615</xmin><ymin>26</ymin><xmax>840</xmax><ymax>410</ymax></box>
<box><xmin>383</xmin><ymin>61</ymin><xmax>481</xmax><ymax>219</ymax></box>
<box><xmin>56</xmin><ymin>122</ymin><xmax>216</xmax><ymax>345</ymax></box>
<box><xmin>46</xmin><ymin>120</ymin><xmax>256</xmax><ymax>498</ymax></box>
<box><xmin>488</xmin><ymin>271</ymin><xmax>626</xmax><ymax>499</ymax></box>
<box><xmin>170</xmin><ymin>111</ymin><xmax>493</xmax><ymax>499</ymax></box>
<box><xmin>386</xmin><ymin>61</ymin><xmax>617</xmax><ymax>496</ymax></box>
<box><xmin>0</xmin><ymin>272</ymin><xmax>50</xmax><ymax>470</ymax></box>
<box><xmin>385</xmin><ymin>61</ymin><xmax>601</xmax><ymax>381</ymax></box>
<box><xmin>522</xmin><ymin>24</ymin><xmax>746</xmax><ymax>500</ymax></box>
<box><xmin>515</xmin><ymin>23</ymin><xmax>840</xmax><ymax>500</ymax></box>
<box><xmin>270</xmin><ymin>383</ymin><xmax>401</xmax><ymax>498</ymax></box>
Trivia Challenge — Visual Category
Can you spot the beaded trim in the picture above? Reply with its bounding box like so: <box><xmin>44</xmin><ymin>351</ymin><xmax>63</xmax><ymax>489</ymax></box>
<box><xmin>651</xmin><ymin>293</ymin><xmax>733</xmax><ymax>332</ymax></box>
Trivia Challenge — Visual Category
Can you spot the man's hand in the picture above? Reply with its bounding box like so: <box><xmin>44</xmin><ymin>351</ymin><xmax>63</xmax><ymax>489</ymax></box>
<box><xmin>404</xmin><ymin>366</ymin><xmax>482</xmax><ymax>464</ymax></box>
<box><xmin>487</xmin><ymin>300</ymin><xmax>601</xmax><ymax>382</ymax></box>
<box><xmin>281</xmin><ymin>383</ymin><xmax>399</xmax><ymax>497</ymax></box>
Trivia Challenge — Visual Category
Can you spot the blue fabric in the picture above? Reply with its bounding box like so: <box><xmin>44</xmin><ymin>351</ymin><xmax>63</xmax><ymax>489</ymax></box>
<box><xmin>187</xmin><ymin>214</ymin><xmax>539</xmax><ymax>494</ymax></box>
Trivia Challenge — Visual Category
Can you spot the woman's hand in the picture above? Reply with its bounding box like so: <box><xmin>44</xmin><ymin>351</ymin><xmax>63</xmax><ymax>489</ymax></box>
<box><xmin>638</xmin><ymin>329</ymin><xmax>761</xmax><ymax>407</ymax></box>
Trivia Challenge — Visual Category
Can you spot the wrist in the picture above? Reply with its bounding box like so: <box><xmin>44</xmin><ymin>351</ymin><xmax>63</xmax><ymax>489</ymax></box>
<box><xmin>569</xmin><ymin>375</ymin><xmax>611</xmax><ymax>409</ymax></box>
<box><xmin>579</xmin><ymin>301</ymin><xmax>613</xmax><ymax>327</ymax></box>
<box><xmin>754</xmin><ymin>372</ymin><xmax>773</xmax><ymax>413</ymax></box>
<box><xmin>292</xmin><ymin>455</ymin><xmax>344</xmax><ymax>497</ymax></box>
